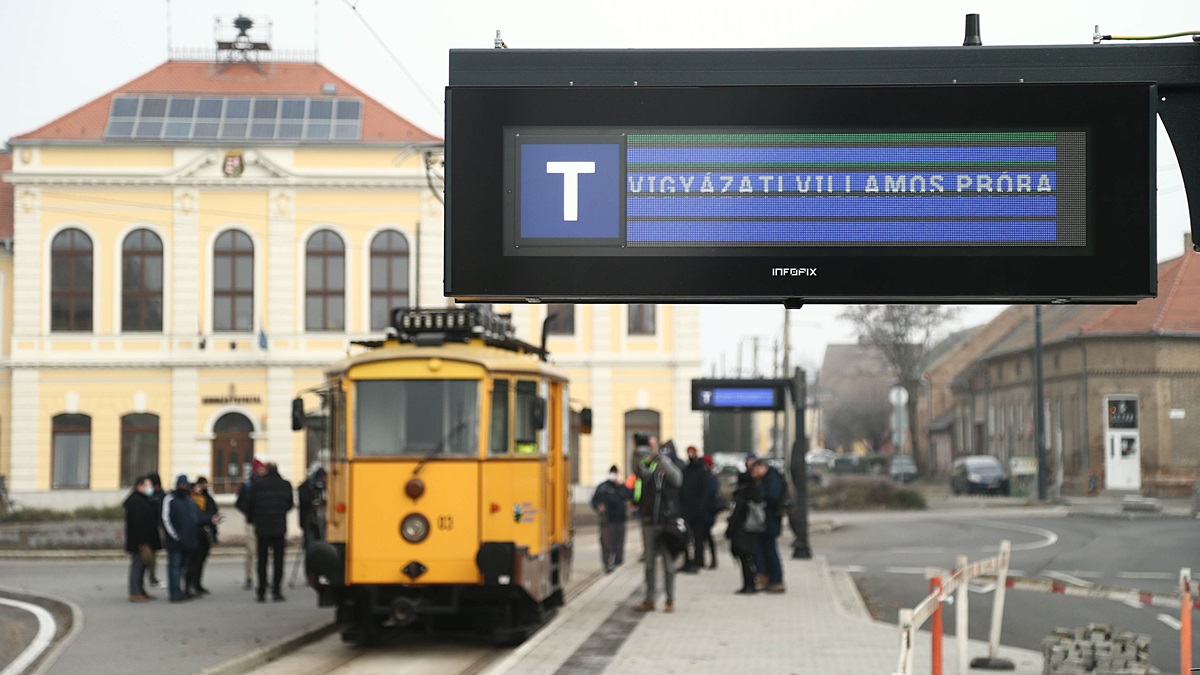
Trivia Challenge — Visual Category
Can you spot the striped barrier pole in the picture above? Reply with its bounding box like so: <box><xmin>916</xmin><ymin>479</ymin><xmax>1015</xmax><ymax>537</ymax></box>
<box><xmin>1182</xmin><ymin>568</ymin><xmax>1192</xmax><ymax>675</ymax></box>
<box><xmin>931</xmin><ymin>576</ymin><xmax>944</xmax><ymax>675</ymax></box>
<box><xmin>957</xmin><ymin>554</ymin><xmax>969</xmax><ymax>675</ymax></box>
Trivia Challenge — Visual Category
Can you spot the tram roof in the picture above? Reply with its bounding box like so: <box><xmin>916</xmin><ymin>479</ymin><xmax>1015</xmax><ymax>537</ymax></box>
<box><xmin>326</xmin><ymin>337</ymin><xmax>569</xmax><ymax>381</ymax></box>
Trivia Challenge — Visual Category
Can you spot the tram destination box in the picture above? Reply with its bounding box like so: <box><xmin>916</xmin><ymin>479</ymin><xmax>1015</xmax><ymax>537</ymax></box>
<box><xmin>446</xmin><ymin>48</ymin><xmax>1159</xmax><ymax>305</ymax></box>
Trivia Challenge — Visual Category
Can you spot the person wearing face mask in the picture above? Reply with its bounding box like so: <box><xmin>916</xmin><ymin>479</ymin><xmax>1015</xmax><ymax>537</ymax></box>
<box><xmin>123</xmin><ymin>475</ymin><xmax>159</xmax><ymax>602</ymax></box>
<box><xmin>591</xmin><ymin>464</ymin><xmax>633</xmax><ymax>573</ymax></box>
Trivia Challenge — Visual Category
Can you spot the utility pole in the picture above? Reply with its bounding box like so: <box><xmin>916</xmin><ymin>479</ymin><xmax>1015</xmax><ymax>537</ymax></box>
<box><xmin>1035</xmin><ymin>306</ymin><xmax>1048</xmax><ymax>501</ymax></box>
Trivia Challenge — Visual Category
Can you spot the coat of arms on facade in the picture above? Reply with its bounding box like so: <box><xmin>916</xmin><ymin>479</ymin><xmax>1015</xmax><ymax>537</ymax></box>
<box><xmin>222</xmin><ymin>151</ymin><xmax>244</xmax><ymax>178</ymax></box>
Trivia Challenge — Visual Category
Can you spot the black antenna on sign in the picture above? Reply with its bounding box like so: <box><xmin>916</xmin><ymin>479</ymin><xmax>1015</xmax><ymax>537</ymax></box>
<box><xmin>963</xmin><ymin>13</ymin><xmax>982</xmax><ymax>46</ymax></box>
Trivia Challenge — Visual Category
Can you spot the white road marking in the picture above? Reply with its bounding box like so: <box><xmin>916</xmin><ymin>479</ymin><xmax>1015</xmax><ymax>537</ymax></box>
<box><xmin>969</xmin><ymin>581</ymin><xmax>996</xmax><ymax>594</ymax></box>
<box><xmin>844</xmin><ymin>565</ymin><xmax>866</xmax><ymax>574</ymax></box>
<box><xmin>1045</xmin><ymin>571</ymin><xmax>1095</xmax><ymax>586</ymax></box>
<box><xmin>1122</xmin><ymin>598</ymin><xmax>1145</xmax><ymax>609</ymax></box>
<box><xmin>0</xmin><ymin>598</ymin><xmax>57</xmax><ymax>675</ymax></box>
<box><xmin>966</xmin><ymin>521</ymin><xmax>1058</xmax><ymax>552</ymax></box>
<box><xmin>1118</xmin><ymin>571</ymin><xmax>1176</xmax><ymax>581</ymax></box>
<box><xmin>884</xmin><ymin>566</ymin><xmax>931</xmax><ymax>575</ymax></box>
<box><xmin>888</xmin><ymin>547</ymin><xmax>944</xmax><ymax>554</ymax></box>
<box><xmin>1157</xmin><ymin>614</ymin><xmax>1182</xmax><ymax>630</ymax></box>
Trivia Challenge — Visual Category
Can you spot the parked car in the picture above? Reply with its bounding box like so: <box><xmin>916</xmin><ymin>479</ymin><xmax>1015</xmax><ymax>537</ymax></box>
<box><xmin>889</xmin><ymin>455</ymin><xmax>919</xmax><ymax>483</ymax></box>
<box><xmin>950</xmin><ymin>455</ymin><xmax>1009</xmax><ymax>495</ymax></box>
<box><xmin>830</xmin><ymin>454</ymin><xmax>862</xmax><ymax>474</ymax></box>
<box><xmin>805</xmin><ymin>449</ymin><xmax>836</xmax><ymax>483</ymax></box>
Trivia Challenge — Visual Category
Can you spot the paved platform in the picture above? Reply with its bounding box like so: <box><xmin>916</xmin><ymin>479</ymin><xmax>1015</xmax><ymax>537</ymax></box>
<box><xmin>483</xmin><ymin>551</ymin><xmax>1044</xmax><ymax>675</ymax></box>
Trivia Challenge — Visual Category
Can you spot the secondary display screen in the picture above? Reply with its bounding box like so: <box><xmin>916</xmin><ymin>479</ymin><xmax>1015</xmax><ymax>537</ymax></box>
<box><xmin>509</xmin><ymin>130</ymin><xmax>1085</xmax><ymax>253</ymax></box>
<box><xmin>691</xmin><ymin>380</ymin><xmax>790</xmax><ymax>411</ymax></box>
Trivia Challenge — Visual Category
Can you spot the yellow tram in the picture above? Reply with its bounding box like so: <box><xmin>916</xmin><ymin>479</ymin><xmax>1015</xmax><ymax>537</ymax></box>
<box><xmin>294</xmin><ymin>306</ymin><xmax>589</xmax><ymax>644</ymax></box>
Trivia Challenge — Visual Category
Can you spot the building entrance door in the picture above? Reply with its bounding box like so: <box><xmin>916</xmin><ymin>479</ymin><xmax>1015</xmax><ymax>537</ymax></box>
<box><xmin>212</xmin><ymin>412</ymin><xmax>255</xmax><ymax>495</ymax></box>
<box><xmin>1103</xmin><ymin>396</ymin><xmax>1141</xmax><ymax>491</ymax></box>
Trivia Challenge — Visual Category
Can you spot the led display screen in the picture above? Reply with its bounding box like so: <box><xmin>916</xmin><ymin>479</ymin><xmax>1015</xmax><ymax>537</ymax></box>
<box><xmin>691</xmin><ymin>380</ymin><xmax>790</xmax><ymax>411</ymax></box>
<box><xmin>447</xmin><ymin>82</ymin><xmax>1155</xmax><ymax>303</ymax></box>
<box><xmin>509</xmin><ymin>130</ymin><xmax>1085</xmax><ymax>253</ymax></box>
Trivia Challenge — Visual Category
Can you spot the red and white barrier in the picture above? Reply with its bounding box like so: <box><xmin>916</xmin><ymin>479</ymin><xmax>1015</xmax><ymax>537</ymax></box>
<box><xmin>893</xmin><ymin>540</ymin><xmax>1011</xmax><ymax>675</ymax></box>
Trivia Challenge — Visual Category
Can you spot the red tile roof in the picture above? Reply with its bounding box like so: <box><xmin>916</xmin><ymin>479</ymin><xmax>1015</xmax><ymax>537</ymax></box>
<box><xmin>979</xmin><ymin>238</ymin><xmax>1200</xmax><ymax>357</ymax></box>
<box><xmin>0</xmin><ymin>152</ymin><xmax>13</xmax><ymax>238</ymax></box>
<box><xmin>14</xmin><ymin>60</ymin><xmax>439</xmax><ymax>144</ymax></box>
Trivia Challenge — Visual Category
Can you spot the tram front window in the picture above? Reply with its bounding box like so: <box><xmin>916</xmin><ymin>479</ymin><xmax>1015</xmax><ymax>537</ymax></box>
<box><xmin>356</xmin><ymin>380</ymin><xmax>480</xmax><ymax>457</ymax></box>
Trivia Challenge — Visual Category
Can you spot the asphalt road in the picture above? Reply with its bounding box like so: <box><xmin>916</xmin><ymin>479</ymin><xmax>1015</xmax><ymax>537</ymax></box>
<box><xmin>813</xmin><ymin>507</ymin><xmax>1199</xmax><ymax>674</ymax></box>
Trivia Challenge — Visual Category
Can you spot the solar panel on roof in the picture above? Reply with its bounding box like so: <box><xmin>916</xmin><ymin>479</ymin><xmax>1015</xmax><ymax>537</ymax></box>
<box><xmin>104</xmin><ymin>95</ymin><xmax>361</xmax><ymax>141</ymax></box>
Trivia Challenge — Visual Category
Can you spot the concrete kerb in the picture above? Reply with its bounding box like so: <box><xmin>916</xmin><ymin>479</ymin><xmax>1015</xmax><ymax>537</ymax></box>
<box><xmin>0</xmin><ymin>586</ymin><xmax>86</xmax><ymax>675</ymax></box>
<box><xmin>198</xmin><ymin>620</ymin><xmax>339</xmax><ymax>675</ymax></box>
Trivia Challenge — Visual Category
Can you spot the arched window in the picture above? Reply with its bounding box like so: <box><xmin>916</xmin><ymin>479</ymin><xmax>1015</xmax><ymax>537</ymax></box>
<box><xmin>122</xmin><ymin>229</ymin><xmax>164</xmax><ymax>332</ymax></box>
<box><xmin>120</xmin><ymin>413</ymin><xmax>159</xmax><ymax>487</ymax></box>
<box><xmin>306</xmin><ymin>229</ymin><xmax>345</xmax><ymax>331</ymax></box>
<box><xmin>369</xmin><ymin>230</ymin><xmax>409</xmax><ymax>330</ymax></box>
<box><xmin>50</xmin><ymin>228</ymin><xmax>93</xmax><ymax>331</ymax></box>
<box><xmin>213</xmin><ymin>230</ymin><xmax>254</xmax><ymax>332</ymax></box>
<box><xmin>52</xmin><ymin>413</ymin><xmax>91</xmax><ymax>489</ymax></box>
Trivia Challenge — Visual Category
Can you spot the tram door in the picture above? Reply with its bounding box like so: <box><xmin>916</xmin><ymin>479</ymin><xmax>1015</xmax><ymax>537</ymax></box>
<box><xmin>212</xmin><ymin>412</ymin><xmax>255</xmax><ymax>494</ymax></box>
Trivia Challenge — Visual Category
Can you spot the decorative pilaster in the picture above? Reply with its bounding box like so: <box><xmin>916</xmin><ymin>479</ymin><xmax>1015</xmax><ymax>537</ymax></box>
<box><xmin>10</xmin><ymin>368</ymin><xmax>40</xmax><ymax>490</ymax></box>
<box><xmin>267</xmin><ymin>189</ymin><xmax>296</xmax><ymax>339</ymax></box>
<box><xmin>171</xmin><ymin>367</ymin><xmax>200</xmax><ymax>481</ymax></box>
<box><xmin>171</xmin><ymin>188</ymin><xmax>200</xmax><ymax>337</ymax></box>
<box><xmin>266</xmin><ymin>366</ymin><xmax>297</xmax><ymax>478</ymax></box>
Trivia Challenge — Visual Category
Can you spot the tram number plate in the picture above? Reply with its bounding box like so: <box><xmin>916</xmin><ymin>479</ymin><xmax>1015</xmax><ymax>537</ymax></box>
<box><xmin>437</xmin><ymin>516</ymin><xmax>454</xmax><ymax>530</ymax></box>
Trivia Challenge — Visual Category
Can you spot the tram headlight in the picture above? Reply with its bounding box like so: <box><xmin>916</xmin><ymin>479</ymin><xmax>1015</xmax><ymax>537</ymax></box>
<box><xmin>400</xmin><ymin>513</ymin><xmax>430</xmax><ymax>543</ymax></box>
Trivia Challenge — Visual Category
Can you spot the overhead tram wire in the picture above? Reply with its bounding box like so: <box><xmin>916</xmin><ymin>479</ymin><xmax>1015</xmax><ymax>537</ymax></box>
<box><xmin>339</xmin><ymin>0</ymin><xmax>444</xmax><ymax>122</ymax></box>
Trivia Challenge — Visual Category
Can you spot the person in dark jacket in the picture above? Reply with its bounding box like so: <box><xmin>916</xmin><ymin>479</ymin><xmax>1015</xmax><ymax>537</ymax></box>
<box><xmin>235</xmin><ymin>457</ymin><xmax>268</xmax><ymax>590</ymax></box>
<box><xmin>751</xmin><ymin>458</ymin><xmax>787</xmax><ymax>593</ymax></box>
<box><xmin>678</xmin><ymin>445</ymin><xmax>711</xmax><ymax>573</ymax></box>
<box><xmin>248</xmin><ymin>462</ymin><xmax>294</xmax><ymax>602</ymax></box>
<box><xmin>162</xmin><ymin>474</ymin><xmax>211</xmax><ymax>603</ymax></box>
<box><xmin>146</xmin><ymin>472</ymin><xmax>165</xmax><ymax>588</ymax></box>
<box><xmin>633</xmin><ymin>438</ymin><xmax>683</xmax><ymax>613</ymax></box>
<box><xmin>701</xmin><ymin>454</ymin><xmax>723</xmax><ymax>569</ymax></box>
<box><xmin>725</xmin><ymin>469</ymin><xmax>760</xmax><ymax>593</ymax></box>
<box><xmin>186</xmin><ymin>476</ymin><xmax>221</xmax><ymax>596</ymax></box>
<box><xmin>123</xmin><ymin>475</ymin><xmax>158</xmax><ymax>602</ymax></box>
<box><xmin>297</xmin><ymin>466</ymin><xmax>327</xmax><ymax>551</ymax></box>
<box><xmin>591</xmin><ymin>464</ymin><xmax>632</xmax><ymax>573</ymax></box>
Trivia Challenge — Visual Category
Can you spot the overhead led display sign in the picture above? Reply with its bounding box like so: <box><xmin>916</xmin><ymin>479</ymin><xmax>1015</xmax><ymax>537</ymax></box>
<box><xmin>447</xmin><ymin>50</ymin><xmax>1161</xmax><ymax>304</ymax></box>
<box><xmin>691</xmin><ymin>379</ymin><xmax>792</xmax><ymax>412</ymax></box>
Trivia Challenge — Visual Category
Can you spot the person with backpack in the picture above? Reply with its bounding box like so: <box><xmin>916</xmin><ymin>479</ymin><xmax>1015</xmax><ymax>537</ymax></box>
<box><xmin>750</xmin><ymin>458</ymin><xmax>788</xmax><ymax>593</ymax></box>
<box><xmin>633</xmin><ymin>434</ymin><xmax>683</xmax><ymax>613</ymax></box>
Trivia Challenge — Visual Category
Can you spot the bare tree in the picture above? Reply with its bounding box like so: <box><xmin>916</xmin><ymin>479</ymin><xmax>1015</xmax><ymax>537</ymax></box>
<box><xmin>823</xmin><ymin>381</ymin><xmax>891</xmax><ymax>453</ymax></box>
<box><xmin>839</xmin><ymin>305</ymin><xmax>961</xmax><ymax>464</ymax></box>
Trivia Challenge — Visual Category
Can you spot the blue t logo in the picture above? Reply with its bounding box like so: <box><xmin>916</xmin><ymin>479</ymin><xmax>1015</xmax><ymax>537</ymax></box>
<box><xmin>520</xmin><ymin>143</ymin><xmax>620</xmax><ymax>239</ymax></box>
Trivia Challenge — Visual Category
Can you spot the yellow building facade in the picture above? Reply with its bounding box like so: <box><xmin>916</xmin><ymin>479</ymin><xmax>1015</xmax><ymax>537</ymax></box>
<box><xmin>1</xmin><ymin>58</ymin><xmax>704</xmax><ymax>508</ymax></box>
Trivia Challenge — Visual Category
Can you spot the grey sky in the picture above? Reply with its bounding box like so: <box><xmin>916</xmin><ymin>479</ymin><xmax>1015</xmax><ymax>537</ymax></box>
<box><xmin>1</xmin><ymin>0</ymin><xmax>1194</xmax><ymax>373</ymax></box>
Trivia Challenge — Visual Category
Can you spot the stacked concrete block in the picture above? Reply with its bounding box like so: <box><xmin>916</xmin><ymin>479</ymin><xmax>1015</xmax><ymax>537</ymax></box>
<box><xmin>1041</xmin><ymin>624</ymin><xmax>1157</xmax><ymax>675</ymax></box>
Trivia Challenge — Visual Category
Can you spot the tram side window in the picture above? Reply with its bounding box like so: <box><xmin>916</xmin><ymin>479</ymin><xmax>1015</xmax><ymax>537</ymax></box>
<box><xmin>489</xmin><ymin>380</ymin><xmax>509</xmax><ymax>456</ymax></box>
<box><xmin>356</xmin><ymin>380</ymin><xmax>479</xmax><ymax>457</ymax></box>
<box><xmin>515</xmin><ymin>380</ymin><xmax>542</xmax><ymax>455</ymax></box>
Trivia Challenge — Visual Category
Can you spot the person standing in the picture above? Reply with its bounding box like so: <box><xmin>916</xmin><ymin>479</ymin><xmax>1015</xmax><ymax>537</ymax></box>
<box><xmin>726</xmin><ymin>467</ymin><xmax>760</xmax><ymax>593</ymax></box>
<box><xmin>751</xmin><ymin>458</ymin><xmax>787</xmax><ymax>593</ymax></box>
<box><xmin>162</xmin><ymin>475</ymin><xmax>207</xmax><ymax>603</ymax></box>
<box><xmin>145</xmin><ymin>473</ymin><xmax>165</xmax><ymax>589</ymax></box>
<box><xmin>248</xmin><ymin>462</ymin><xmax>294</xmax><ymax>602</ymax></box>
<box><xmin>701</xmin><ymin>454</ymin><xmax>724</xmax><ymax>569</ymax></box>
<box><xmin>186</xmin><ymin>476</ymin><xmax>221</xmax><ymax>596</ymax></box>
<box><xmin>123</xmin><ymin>475</ymin><xmax>158</xmax><ymax>602</ymax></box>
<box><xmin>678</xmin><ymin>445</ymin><xmax>710</xmax><ymax>573</ymax></box>
<box><xmin>590</xmin><ymin>465</ymin><xmax>632</xmax><ymax>573</ymax></box>
<box><xmin>235</xmin><ymin>457</ymin><xmax>268</xmax><ymax>590</ymax></box>
<box><xmin>633</xmin><ymin>439</ymin><xmax>683</xmax><ymax>613</ymax></box>
<box><xmin>297</xmin><ymin>466</ymin><xmax>327</xmax><ymax>551</ymax></box>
